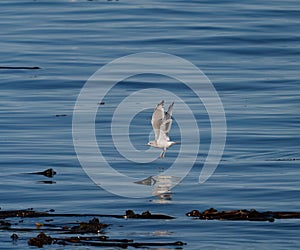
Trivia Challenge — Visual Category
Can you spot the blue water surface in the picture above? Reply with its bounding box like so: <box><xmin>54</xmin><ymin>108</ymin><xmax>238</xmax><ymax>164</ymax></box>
<box><xmin>0</xmin><ymin>0</ymin><xmax>299</xmax><ymax>249</ymax></box>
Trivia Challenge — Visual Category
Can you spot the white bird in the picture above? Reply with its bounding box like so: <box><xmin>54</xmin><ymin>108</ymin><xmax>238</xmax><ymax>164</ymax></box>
<box><xmin>147</xmin><ymin>100</ymin><xmax>178</xmax><ymax>158</ymax></box>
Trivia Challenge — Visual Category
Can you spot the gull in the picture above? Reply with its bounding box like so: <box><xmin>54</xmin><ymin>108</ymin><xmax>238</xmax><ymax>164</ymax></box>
<box><xmin>147</xmin><ymin>100</ymin><xmax>178</xmax><ymax>158</ymax></box>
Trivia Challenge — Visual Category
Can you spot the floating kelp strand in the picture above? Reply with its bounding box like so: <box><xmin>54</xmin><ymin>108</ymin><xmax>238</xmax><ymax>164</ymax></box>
<box><xmin>0</xmin><ymin>66</ymin><xmax>40</xmax><ymax>70</ymax></box>
<box><xmin>186</xmin><ymin>208</ymin><xmax>300</xmax><ymax>222</ymax></box>
<box><xmin>0</xmin><ymin>208</ymin><xmax>174</xmax><ymax>220</ymax></box>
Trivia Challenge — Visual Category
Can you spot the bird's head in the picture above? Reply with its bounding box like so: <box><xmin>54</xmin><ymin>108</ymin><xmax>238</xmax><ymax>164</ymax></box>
<box><xmin>146</xmin><ymin>141</ymin><xmax>156</xmax><ymax>146</ymax></box>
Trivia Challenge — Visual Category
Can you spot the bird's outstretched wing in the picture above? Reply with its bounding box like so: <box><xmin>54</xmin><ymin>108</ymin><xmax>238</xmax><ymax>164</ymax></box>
<box><xmin>151</xmin><ymin>100</ymin><xmax>164</xmax><ymax>141</ymax></box>
<box><xmin>161</xmin><ymin>102</ymin><xmax>174</xmax><ymax>140</ymax></box>
<box><xmin>158</xmin><ymin>118</ymin><xmax>172</xmax><ymax>143</ymax></box>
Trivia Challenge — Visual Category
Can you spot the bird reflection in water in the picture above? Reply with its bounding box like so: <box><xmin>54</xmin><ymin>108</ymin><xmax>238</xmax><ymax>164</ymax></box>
<box><xmin>135</xmin><ymin>175</ymin><xmax>180</xmax><ymax>203</ymax></box>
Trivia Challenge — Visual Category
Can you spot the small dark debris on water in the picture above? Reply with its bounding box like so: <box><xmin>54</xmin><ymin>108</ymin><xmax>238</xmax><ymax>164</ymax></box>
<box><xmin>124</xmin><ymin>210</ymin><xmax>174</xmax><ymax>219</ymax></box>
<box><xmin>37</xmin><ymin>180</ymin><xmax>56</xmax><ymax>184</ymax></box>
<box><xmin>186</xmin><ymin>208</ymin><xmax>300</xmax><ymax>222</ymax></box>
<box><xmin>55</xmin><ymin>114</ymin><xmax>67</xmax><ymax>117</ymax></box>
<box><xmin>0</xmin><ymin>66</ymin><xmax>40</xmax><ymax>70</ymax></box>
<box><xmin>0</xmin><ymin>220</ymin><xmax>11</xmax><ymax>228</ymax></box>
<box><xmin>71</xmin><ymin>217</ymin><xmax>108</xmax><ymax>234</ymax></box>
<box><xmin>31</xmin><ymin>168</ymin><xmax>56</xmax><ymax>178</ymax></box>
<box><xmin>28</xmin><ymin>232</ymin><xmax>53</xmax><ymax>248</ymax></box>
<box><xmin>266</xmin><ymin>158</ymin><xmax>300</xmax><ymax>162</ymax></box>
<box><xmin>11</xmin><ymin>233</ymin><xmax>19</xmax><ymax>241</ymax></box>
<box><xmin>275</xmin><ymin>158</ymin><xmax>299</xmax><ymax>161</ymax></box>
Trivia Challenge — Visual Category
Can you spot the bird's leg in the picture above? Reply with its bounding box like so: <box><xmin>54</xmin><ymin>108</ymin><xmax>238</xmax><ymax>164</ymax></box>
<box><xmin>160</xmin><ymin>149</ymin><xmax>166</xmax><ymax>159</ymax></box>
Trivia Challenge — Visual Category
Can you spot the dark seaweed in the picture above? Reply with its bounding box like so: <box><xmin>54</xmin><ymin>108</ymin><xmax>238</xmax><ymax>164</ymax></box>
<box><xmin>28</xmin><ymin>232</ymin><xmax>185</xmax><ymax>248</ymax></box>
<box><xmin>186</xmin><ymin>208</ymin><xmax>300</xmax><ymax>222</ymax></box>
<box><xmin>0</xmin><ymin>66</ymin><xmax>40</xmax><ymax>70</ymax></box>
<box><xmin>1</xmin><ymin>207</ymin><xmax>299</xmax><ymax>248</ymax></box>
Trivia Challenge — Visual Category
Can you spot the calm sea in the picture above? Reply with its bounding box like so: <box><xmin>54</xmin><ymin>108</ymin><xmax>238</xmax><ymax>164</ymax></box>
<box><xmin>0</xmin><ymin>0</ymin><xmax>299</xmax><ymax>249</ymax></box>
